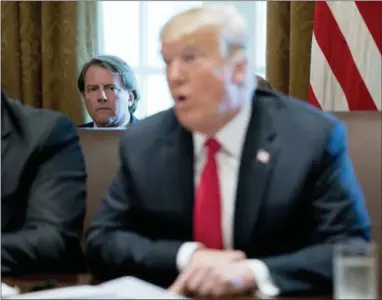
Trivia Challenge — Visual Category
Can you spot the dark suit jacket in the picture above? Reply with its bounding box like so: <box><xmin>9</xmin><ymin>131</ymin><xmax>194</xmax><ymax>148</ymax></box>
<box><xmin>79</xmin><ymin>115</ymin><xmax>138</xmax><ymax>128</ymax></box>
<box><xmin>85</xmin><ymin>88</ymin><xmax>370</xmax><ymax>294</ymax></box>
<box><xmin>1</xmin><ymin>93</ymin><xmax>87</xmax><ymax>275</ymax></box>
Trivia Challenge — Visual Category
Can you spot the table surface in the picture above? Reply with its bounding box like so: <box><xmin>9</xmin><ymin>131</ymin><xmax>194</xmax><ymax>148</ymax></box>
<box><xmin>2</xmin><ymin>274</ymin><xmax>335</xmax><ymax>299</ymax></box>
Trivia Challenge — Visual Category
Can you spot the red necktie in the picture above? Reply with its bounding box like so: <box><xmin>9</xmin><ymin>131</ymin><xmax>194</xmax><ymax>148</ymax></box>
<box><xmin>193</xmin><ymin>138</ymin><xmax>223</xmax><ymax>249</ymax></box>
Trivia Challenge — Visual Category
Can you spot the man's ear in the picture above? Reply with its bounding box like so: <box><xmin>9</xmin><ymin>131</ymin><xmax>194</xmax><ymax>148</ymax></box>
<box><xmin>128</xmin><ymin>91</ymin><xmax>135</xmax><ymax>107</ymax></box>
<box><xmin>232</xmin><ymin>56</ymin><xmax>248</xmax><ymax>86</ymax></box>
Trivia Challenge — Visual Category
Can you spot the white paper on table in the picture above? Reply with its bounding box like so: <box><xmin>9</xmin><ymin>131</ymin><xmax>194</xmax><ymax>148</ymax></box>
<box><xmin>1</xmin><ymin>283</ymin><xmax>20</xmax><ymax>298</ymax></box>
<box><xmin>5</xmin><ymin>276</ymin><xmax>189</xmax><ymax>299</ymax></box>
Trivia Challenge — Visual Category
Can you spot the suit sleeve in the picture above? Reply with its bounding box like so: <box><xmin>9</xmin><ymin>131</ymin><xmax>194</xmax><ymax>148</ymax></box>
<box><xmin>85</xmin><ymin>137</ymin><xmax>183</xmax><ymax>286</ymax></box>
<box><xmin>1</xmin><ymin>116</ymin><xmax>86</xmax><ymax>275</ymax></box>
<box><xmin>261</xmin><ymin>121</ymin><xmax>371</xmax><ymax>294</ymax></box>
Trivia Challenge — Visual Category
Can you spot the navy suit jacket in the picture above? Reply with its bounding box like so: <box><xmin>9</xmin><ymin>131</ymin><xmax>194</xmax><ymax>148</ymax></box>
<box><xmin>86</xmin><ymin>89</ymin><xmax>370</xmax><ymax>294</ymax></box>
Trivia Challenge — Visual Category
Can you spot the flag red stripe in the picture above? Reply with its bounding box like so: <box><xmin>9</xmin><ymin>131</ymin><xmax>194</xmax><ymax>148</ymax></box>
<box><xmin>307</xmin><ymin>84</ymin><xmax>321</xmax><ymax>109</ymax></box>
<box><xmin>313</xmin><ymin>2</ymin><xmax>377</xmax><ymax>110</ymax></box>
<box><xmin>355</xmin><ymin>1</ymin><xmax>382</xmax><ymax>54</ymax></box>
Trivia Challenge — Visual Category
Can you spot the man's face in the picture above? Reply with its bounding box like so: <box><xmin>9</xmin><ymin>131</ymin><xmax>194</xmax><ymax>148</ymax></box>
<box><xmin>83</xmin><ymin>65</ymin><xmax>131</xmax><ymax>127</ymax></box>
<box><xmin>161</xmin><ymin>26</ymin><xmax>245</xmax><ymax>134</ymax></box>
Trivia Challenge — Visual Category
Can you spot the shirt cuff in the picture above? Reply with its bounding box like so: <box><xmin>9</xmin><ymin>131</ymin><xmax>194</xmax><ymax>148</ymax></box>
<box><xmin>247</xmin><ymin>259</ymin><xmax>280</xmax><ymax>298</ymax></box>
<box><xmin>176</xmin><ymin>242</ymin><xmax>203</xmax><ymax>271</ymax></box>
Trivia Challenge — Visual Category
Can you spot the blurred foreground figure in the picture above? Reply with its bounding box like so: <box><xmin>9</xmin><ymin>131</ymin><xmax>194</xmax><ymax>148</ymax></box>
<box><xmin>1</xmin><ymin>92</ymin><xmax>86</xmax><ymax>275</ymax></box>
<box><xmin>86</xmin><ymin>5</ymin><xmax>370</xmax><ymax>298</ymax></box>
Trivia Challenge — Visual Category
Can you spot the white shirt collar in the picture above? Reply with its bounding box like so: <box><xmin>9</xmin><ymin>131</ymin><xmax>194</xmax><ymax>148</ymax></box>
<box><xmin>93</xmin><ymin>118</ymin><xmax>131</xmax><ymax>128</ymax></box>
<box><xmin>193</xmin><ymin>93</ymin><xmax>253</xmax><ymax>159</ymax></box>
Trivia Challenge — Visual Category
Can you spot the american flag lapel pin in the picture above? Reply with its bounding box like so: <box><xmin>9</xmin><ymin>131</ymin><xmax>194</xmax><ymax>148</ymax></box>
<box><xmin>256</xmin><ymin>149</ymin><xmax>270</xmax><ymax>164</ymax></box>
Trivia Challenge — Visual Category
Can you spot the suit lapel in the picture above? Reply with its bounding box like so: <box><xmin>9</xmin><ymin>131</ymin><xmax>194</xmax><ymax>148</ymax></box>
<box><xmin>160</xmin><ymin>114</ymin><xmax>195</xmax><ymax>237</ymax></box>
<box><xmin>1</xmin><ymin>105</ymin><xmax>13</xmax><ymax>157</ymax></box>
<box><xmin>1</xmin><ymin>130</ymin><xmax>11</xmax><ymax>157</ymax></box>
<box><xmin>234</xmin><ymin>96</ymin><xmax>280</xmax><ymax>249</ymax></box>
<box><xmin>1</xmin><ymin>97</ymin><xmax>26</xmax><ymax>200</ymax></box>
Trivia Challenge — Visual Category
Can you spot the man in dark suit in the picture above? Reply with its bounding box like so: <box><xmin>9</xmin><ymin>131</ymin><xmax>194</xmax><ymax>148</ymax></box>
<box><xmin>1</xmin><ymin>92</ymin><xmax>86</xmax><ymax>275</ymax></box>
<box><xmin>77</xmin><ymin>55</ymin><xmax>140</xmax><ymax>128</ymax></box>
<box><xmin>86</xmin><ymin>5</ymin><xmax>370</xmax><ymax>298</ymax></box>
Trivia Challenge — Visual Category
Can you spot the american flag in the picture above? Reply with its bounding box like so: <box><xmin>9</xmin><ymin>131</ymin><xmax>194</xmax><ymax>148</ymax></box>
<box><xmin>308</xmin><ymin>1</ymin><xmax>381</xmax><ymax>111</ymax></box>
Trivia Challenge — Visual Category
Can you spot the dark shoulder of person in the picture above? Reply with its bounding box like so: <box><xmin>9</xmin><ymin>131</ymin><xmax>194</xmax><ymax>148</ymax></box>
<box><xmin>256</xmin><ymin>87</ymin><xmax>341</xmax><ymax>137</ymax></box>
<box><xmin>121</xmin><ymin>108</ymin><xmax>176</xmax><ymax>143</ymax></box>
<box><xmin>3</xmin><ymin>95</ymin><xmax>76</xmax><ymax>138</ymax></box>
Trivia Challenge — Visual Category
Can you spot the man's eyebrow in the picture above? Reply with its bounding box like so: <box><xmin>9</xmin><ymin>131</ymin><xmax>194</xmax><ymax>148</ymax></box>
<box><xmin>160</xmin><ymin>44</ymin><xmax>200</xmax><ymax>61</ymax></box>
<box><xmin>86</xmin><ymin>84</ymin><xmax>116</xmax><ymax>87</ymax></box>
<box><xmin>183</xmin><ymin>44</ymin><xmax>199</xmax><ymax>52</ymax></box>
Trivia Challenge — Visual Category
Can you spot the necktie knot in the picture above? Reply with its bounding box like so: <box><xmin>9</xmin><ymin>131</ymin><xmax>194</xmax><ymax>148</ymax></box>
<box><xmin>205</xmin><ymin>138</ymin><xmax>220</xmax><ymax>157</ymax></box>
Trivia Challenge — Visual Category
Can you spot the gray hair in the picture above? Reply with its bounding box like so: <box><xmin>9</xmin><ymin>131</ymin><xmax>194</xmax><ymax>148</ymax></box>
<box><xmin>77</xmin><ymin>55</ymin><xmax>140</xmax><ymax>114</ymax></box>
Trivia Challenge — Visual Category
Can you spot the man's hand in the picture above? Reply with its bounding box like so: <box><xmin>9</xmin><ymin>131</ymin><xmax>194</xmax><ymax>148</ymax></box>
<box><xmin>190</xmin><ymin>248</ymin><xmax>246</xmax><ymax>266</ymax></box>
<box><xmin>169</xmin><ymin>249</ymin><xmax>256</xmax><ymax>297</ymax></box>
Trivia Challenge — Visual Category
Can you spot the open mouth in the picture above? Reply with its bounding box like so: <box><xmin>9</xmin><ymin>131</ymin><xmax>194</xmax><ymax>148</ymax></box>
<box><xmin>176</xmin><ymin>95</ymin><xmax>187</xmax><ymax>103</ymax></box>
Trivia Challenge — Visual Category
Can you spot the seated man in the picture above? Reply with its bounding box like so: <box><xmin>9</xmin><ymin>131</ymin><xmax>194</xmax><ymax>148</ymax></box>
<box><xmin>85</xmin><ymin>6</ymin><xmax>370</xmax><ymax>298</ymax></box>
<box><xmin>1</xmin><ymin>92</ymin><xmax>86</xmax><ymax>275</ymax></box>
<box><xmin>78</xmin><ymin>55</ymin><xmax>140</xmax><ymax>128</ymax></box>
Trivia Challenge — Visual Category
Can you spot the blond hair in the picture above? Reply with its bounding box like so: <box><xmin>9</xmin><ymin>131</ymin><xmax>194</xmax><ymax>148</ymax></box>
<box><xmin>160</xmin><ymin>5</ymin><xmax>248</xmax><ymax>62</ymax></box>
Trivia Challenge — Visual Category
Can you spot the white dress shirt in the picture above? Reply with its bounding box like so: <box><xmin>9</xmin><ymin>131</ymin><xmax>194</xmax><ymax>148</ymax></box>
<box><xmin>92</xmin><ymin>119</ymin><xmax>130</xmax><ymax>128</ymax></box>
<box><xmin>175</xmin><ymin>97</ymin><xmax>280</xmax><ymax>298</ymax></box>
